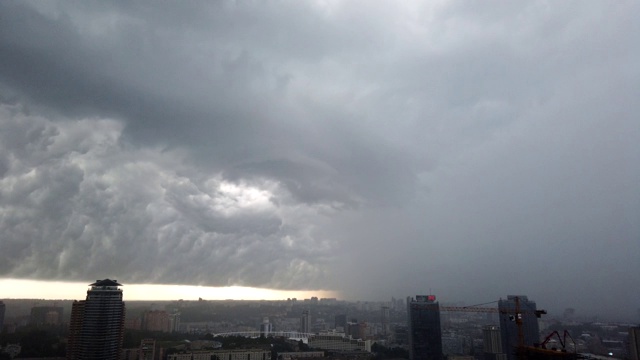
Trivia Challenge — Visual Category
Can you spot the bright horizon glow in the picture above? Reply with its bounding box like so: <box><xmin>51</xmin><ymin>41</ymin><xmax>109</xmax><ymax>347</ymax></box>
<box><xmin>0</xmin><ymin>278</ymin><xmax>339</xmax><ymax>301</ymax></box>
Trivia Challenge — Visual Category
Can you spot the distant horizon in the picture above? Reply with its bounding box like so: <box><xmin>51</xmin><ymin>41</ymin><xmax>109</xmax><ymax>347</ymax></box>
<box><xmin>0</xmin><ymin>278</ymin><xmax>339</xmax><ymax>302</ymax></box>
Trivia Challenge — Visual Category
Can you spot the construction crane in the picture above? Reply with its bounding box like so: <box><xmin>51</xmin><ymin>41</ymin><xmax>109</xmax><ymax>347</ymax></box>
<box><xmin>440</xmin><ymin>296</ymin><xmax>546</xmax><ymax>360</ymax></box>
<box><xmin>440</xmin><ymin>297</ymin><xmax>581</xmax><ymax>360</ymax></box>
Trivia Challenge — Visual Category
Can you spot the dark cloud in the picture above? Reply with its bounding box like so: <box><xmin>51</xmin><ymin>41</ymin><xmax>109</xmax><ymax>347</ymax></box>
<box><xmin>0</xmin><ymin>1</ymin><xmax>638</xmax><ymax>318</ymax></box>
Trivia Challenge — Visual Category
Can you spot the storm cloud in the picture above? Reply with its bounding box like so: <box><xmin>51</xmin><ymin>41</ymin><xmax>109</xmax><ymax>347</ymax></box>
<box><xmin>0</xmin><ymin>1</ymin><xmax>638</xmax><ymax>318</ymax></box>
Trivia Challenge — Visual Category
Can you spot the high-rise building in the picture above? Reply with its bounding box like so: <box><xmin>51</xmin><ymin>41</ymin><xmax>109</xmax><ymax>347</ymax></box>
<box><xmin>381</xmin><ymin>306</ymin><xmax>390</xmax><ymax>336</ymax></box>
<box><xmin>335</xmin><ymin>314</ymin><xmax>347</xmax><ymax>330</ymax></box>
<box><xmin>498</xmin><ymin>295</ymin><xmax>540</xmax><ymax>360</ymax></box>
<box><xmin>169</xmin><ymin>310</ymin><xmax>181</xmax><ymax>333</ymax></box>
<box><xmin>629</xmin><ymin>327</ymin><xmax>640</xmax><ymax>360</ymax></box>
<box><xmin>483</xmin><ymin>325</ymin><xmax>507</xmax><ymax>360</ymax></box>
<box><xmin>260</xmin><ymin>317</ymin><xmax>273</xmax><ymax>337</ymax></box>
<box><xmin>300</xmin><ymin>309</ymin><xmax>311</xmax><ymax>334</ymax></box>
<box><xmin>407</xmin><ymin>295</ymin><xmax>443</xmax><ymax>360</ymax></box>
<box><xmin>0</xmin><ymin>301</ymin><xmax>5</xmax><ymax>332</ymax></box>
<box><xmin>67</xmin><ymin>279</ymin><xmax>126</xmax><ymax>360</ymax></box>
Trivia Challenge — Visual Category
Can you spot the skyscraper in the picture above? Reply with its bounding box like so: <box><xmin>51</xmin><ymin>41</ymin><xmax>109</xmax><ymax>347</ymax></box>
<box><xmin>301</xmin><ymin>309</ymin><xmax>311</xmax><ymax>334</ymax></box>
<box><xmin>0</xmin><ymin>301</ymin><xmax>5</xmax><ymax>332</ymax></box>
<box><xmin>498</xmin><ymin>295</ymin><xmax>540</xmax><ymax>360</ymax></box>
<box><xmin>67</xmin><ymin>279</ymin><xmax>126</xmax><ymax>360</ymax></box>
<box><xmin>407</xmin><ymin>295</ymin><xmax>443</xmax><ymax>360</ymax></box>
<box><xmin>483</xmin><ymin>325</ymin><xmax>507</xmax><ymax>360</ymax></box>
<box><xmin>381</xmin><ymin>306</ymin><xmax>390</xmax><ymax>337</ymax></box>
<box><xmin>629</xmin><ymin>327</ymin><xmax>640</xmax><ymax>360</ymax></box>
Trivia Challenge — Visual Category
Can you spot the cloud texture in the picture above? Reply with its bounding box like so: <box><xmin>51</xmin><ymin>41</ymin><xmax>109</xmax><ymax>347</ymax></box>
<box><xmin>0</xmin><ymin>1</ymin><xmax>639</xmax><ymax>317</ymax></box>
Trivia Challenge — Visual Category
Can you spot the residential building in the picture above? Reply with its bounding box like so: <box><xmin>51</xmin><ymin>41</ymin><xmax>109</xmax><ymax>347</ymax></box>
<box><xmin>301</xmin><ymin>310</ymin><xmax>311</xmax><ymax>334</ymax></box>
<box><xmin>381</xmin><ymin>306</ymin><xmax>390</xmax><ymax>337</ymax></box>
<box><xmin>167</xmin><ymin>349</ymin><xmax>271</xmax><ymax>360</ymax></box>
<box><xmin>278</xmin><ymin>352</ymin><xmax>324</xmax><ymax>360</ymax></box>
<box><xmin>260</xmin><ymin>317</ymin><xmax>273</xmax><ymax>337</ymax></box>
<box><xmin>0</xmin><ymin>301</ymin><xmax>5</xmax><ymax>332</ymax></box>
<box><xmin>143</xmin><ymin>310</ymin><xmax>170</xmax><ymax>332</ymax></box>
<box><xmin>308</xmin><ymin>333</ymin><xmax>372</xmax><ymax>352</ymax></box>
<box><xmin>67</xmin><ymin>279</ymin><xmax>126</xmax><ymax>360</ymax></box>
<box><xmin>30</xmin><ymin>306</ymin><xmax>63</xmax><ymax>326</ymax></box>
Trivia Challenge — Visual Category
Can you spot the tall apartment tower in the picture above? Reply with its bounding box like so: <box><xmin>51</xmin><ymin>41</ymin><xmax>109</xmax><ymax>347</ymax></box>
<box><xmin>483</xmin><ymin>325</ymin><xmax>507</xmax><ymax>360</ymax></box>
<box><xmin>169</xmin><ymin>310</ymin><xmax>181</xmax><ymax>333</ymax></box>
<box><xmin>498</xmin><ymin>295</ymin><xmax>540</xmax><ymax>360</ymax></box>
<box><xmin>407</xmin><ymin>295</ymin><xmax>443</xmax><ymax>360</ymax></box>
<box><xmin>629</xmin><ymin>327</ymin><xmax>640</xmax><ymax>360</ymax></box>
<box><xmin>0</xmin><ymin>301</ymin><xmax>5</xmax><ymax>332</ymax></box>
<box><xmin>67</xmin><ymin>279</ymin><xmax>126</xmax><ymax>360</ymax></box>
<box><xmin>381</xmin><ymin>306</ymin><xmax>390</xmax><ymax>337</ymax></box>
<box><xmin>260</xmin><ymin>317</ymin><xmax>273</xmax><ymax>337</ymax></box>
<box><xmin>301</xmin><ymin>309</ymin><xmax>311</xmax><ymax>334</ymax></box>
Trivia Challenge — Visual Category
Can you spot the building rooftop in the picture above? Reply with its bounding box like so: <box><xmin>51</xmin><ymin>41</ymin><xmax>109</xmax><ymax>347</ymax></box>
<box><xmin>90</xmin><ymin>279</ymin><xmax>122</xmax><ymax>286</ymax></box>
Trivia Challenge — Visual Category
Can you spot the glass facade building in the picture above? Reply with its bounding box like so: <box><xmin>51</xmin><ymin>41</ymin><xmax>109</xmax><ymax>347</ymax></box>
<box><xmin>498</xmin><ymin>295</ymin><xmax>540</xmax><ymax>360</ymax></box>
<box><xmin>407</xmin><ymin>295</ymin><xmax>443</xmax><ymax>360</ymax></box>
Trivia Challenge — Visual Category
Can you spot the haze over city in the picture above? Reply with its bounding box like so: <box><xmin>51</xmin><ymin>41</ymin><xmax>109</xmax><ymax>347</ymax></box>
<box><xmin>0</xmin><ymin>1</ymin><xmax>638</xmax><ymax>320</ymax></box>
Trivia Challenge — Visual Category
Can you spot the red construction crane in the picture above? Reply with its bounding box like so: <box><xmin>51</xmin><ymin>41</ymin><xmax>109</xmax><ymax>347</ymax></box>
<box><xmin>440</xmin><ymin>296</ymin><xmax>546</xmax><ymax>360</ymax></box>
<box><xmin>440</xmin><ymin>298</ymin><xmax>582</xmax><ymax>360</ymax></box>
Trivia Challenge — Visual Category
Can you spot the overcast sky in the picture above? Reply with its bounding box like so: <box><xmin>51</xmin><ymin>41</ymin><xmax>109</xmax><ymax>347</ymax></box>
<box><xmin>0</xmin><ymin>1</ymin><xmax>638</xmax><ymax>319</ymax></box>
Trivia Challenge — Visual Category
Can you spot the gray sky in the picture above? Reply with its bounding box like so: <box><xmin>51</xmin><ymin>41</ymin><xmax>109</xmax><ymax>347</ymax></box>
<box><xmin>0</xmin><ymin>1</ymin><xmax>638</xmax><ymax>319</ymax></box>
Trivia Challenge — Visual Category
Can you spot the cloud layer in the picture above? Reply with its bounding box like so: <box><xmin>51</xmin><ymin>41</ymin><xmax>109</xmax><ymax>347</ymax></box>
<box><xmin>0</xmin><ymin>1</ymin><xmax>638</xmax><ymax>317</ymax></box>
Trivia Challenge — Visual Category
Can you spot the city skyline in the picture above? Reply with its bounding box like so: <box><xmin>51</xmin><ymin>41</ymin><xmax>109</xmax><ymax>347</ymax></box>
<box><xmin>0</xmin><ymin>1</ymin><xmax>638</xmax><ymax>321</ymax></box>
<box><xmin>2</xmin><ymin>287</ymin><xmax>635</xmax><ymax>359</ymax></box>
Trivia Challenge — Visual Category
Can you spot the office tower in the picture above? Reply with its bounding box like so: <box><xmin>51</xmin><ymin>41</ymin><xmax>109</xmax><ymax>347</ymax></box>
<box><xmin>335</xmin><ymin>314</ymin><xmax>347</xmax><ymax>331</ymax></box>
<box><xmin>301</xmin><ymin>309</ymin><xmax>311</xmax><ymax>334</ymax></box>
<box><xmin>0</xmin><ymin>301</ymin><xmax>5</xmax><ymax>332</ymax></box>
<box><xmin>381</xmin><ymin>306</ymin><xmax>390</xmax><ymax>336</ymax></box>
<box><xmin>498</xmin><ymin>295</ymin><xmax>540</xmax><ymax>360</ymax></box>
<box><xmin>407</xmin><ymin>295</ymin><xmax>443</xmax><ymax>360</ymax></box>
<box><xmin>483</xmin><ymin>325</ymin><xmax>507</xmax><ymax>360</ymax></box>
<box><xmin>630</xmin><ymin>327</ymin><xmax>640</xmax><ymax>360</ymax></box>
<box><xmin>67</xmin><ymin>279</ymin><xmax>126</xmax><ymax>360</ymax></box>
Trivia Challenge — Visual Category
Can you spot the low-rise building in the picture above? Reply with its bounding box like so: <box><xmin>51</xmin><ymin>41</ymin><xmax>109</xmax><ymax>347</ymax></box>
<box><xmin>167</xmin><ymin>349</ymin><xmax>271</xmax><ymax>360</ymax></box>
<box><xmin>308</xmin><ymin>333</ymin><xmax>371</xmax><ymax>352</ymax></box>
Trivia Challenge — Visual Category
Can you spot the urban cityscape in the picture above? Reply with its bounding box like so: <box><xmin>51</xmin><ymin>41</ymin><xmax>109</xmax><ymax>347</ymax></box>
<box><xmin>1</xmin><ymin>1</ymin><xmax>638</xmax><ymax>360</ymax></box>
<box><xmin>0</xmin><ymin>280</ymin><xmax>639</xmax><ymax>360</ymax></box>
